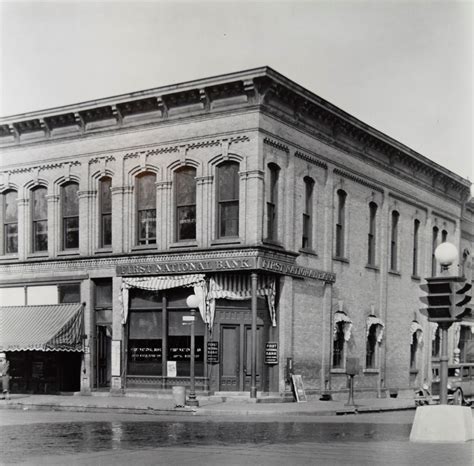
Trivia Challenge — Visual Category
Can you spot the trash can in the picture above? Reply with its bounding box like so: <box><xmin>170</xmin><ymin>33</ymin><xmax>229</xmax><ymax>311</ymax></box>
<box><xmin>172</xmin><ymin>386</ymin><xmax>186</xmax><ymax>407</ymax></box>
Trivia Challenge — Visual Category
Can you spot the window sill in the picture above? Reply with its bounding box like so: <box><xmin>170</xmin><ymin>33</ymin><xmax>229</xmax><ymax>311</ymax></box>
<box><xmin>131</xmin><ymin>244</ymin><xmax>157</xmax><ymax>252</ymax></box>
<box><xmin>263</xmin><ymin>239</ymin><xmax>284</xmax><ymax>248</ymax></box>
<box><xmin>365</xmin><ymin>264</ymin><xmax>379</xmax><ymax>272</ymax></box>
<box><xmin>299</xmin><ymin>247</ymin><xmax>318</xmax><ymax>257</ymax></box>
<box><xmin>169</xmin><ymin>241</ymin><xmax>198</xmax><ymax>249</ymax></box>
<box><xmin>363</xmin><ymin>369</ymin><xmax>379</xmax><ymax>374</ymax></box>
<box><xmin>27</xmin><ymin>252</ymin><xmax>49</xmax><ymax>259</ymax></box>
<box><xmin>411</xmin><ymin>275</ymin><xmax>421</xmax><ymax>281</ymax></box>
<box><xmin>409</xmin><ymin>369</ymin><xmax>419</xmax><ymax>375</ymax></box>
<box><xmin>333</xmin><ymin>256</ymin><xmax>349</xmax><ymax>264</ymax></box>
<box><xmin>57</xmin><ymin>250</ymin><xmax>80</xmax><ymax>257</ymax></box>
<box><xmin>210</xmin><ymin>238</ymin><xmax>241</xmax><ymax>246</ymax></box>
<box><xmin>330</xmin><ymin>368</ymin><xmax>346</xmax><ymax>374</ymax></box>
<box><xmin>0</xmin><ymin>254</ymin><xmax>18</xmax><ymax>260</ymax></box>
<box><xmin>388</xmin><ymin>270</ymin><xmax>401</xmax><ymax>277</ymax></box>
<box><xmin>95</xmin><ymin>248</ymin><xmax>112</xmax><ymax>254</ymax></box>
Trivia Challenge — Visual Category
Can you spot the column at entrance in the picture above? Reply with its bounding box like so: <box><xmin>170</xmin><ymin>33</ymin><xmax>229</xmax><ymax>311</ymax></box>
<box><xmin>111</xmin><ymin>276</ymin><xmax>124</xmax><ymax>393</ymax></box>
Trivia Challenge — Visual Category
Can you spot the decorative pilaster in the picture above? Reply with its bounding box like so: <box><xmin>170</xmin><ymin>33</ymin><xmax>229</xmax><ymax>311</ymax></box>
<box><xmin>111</xmin><ymin>276</ymin><xmax>124</xmax><ymax>393</ymax></box>
<box><xmin>156</xmin><ymin>181</ymin><xmax>172</xmax><ymax>248</ymax></box>
<box><xmin>196</xmin><ymin>176</ymin><xmax>213</xmax><ymax>246</ymax></box>
<box><xmin>110</xmin><ymin>186</ymin><xmax>128</xmax><ymax>253</ymax></box>
<box><xmin>78</xmin><ymin>190</ymin><xmax>95</xmax><ymax>256</ymax></box>
<box><xmin>239</xmin><ymin>170</ymin><xmax>264</xmax><ymax>243</ymax></box>
<box><xmin>46</xmin><ymin>194</ymin><xmax>59</xmax><ymax>257</ymax></box>
<box><xmin>17</xmin><ymin>198</ymin><xmax>29</xmax><ymax>261</ymax></box>
<box><xmin>80</xmin><ymin>279</ymin><xmax>93</xmax><ymax>394</ymax></box>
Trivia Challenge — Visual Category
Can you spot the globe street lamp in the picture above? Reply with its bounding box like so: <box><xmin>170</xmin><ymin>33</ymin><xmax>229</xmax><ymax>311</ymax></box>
<box><xmin>186</xmin><ymin>294</ymin><xmax>200</xmax><ymax>407</ymax></box>
<box><xmin>434</xmin><ymin>242</ymin><xmax>458</xmax><ymax>275</ymax></box>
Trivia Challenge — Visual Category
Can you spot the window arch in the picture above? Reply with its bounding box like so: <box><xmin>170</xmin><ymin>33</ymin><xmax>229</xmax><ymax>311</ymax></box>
<box><xmin>390</xmin><ymin>210</ymin><xmax>399</xmax><ymax>271</ymax></box>
<box><xmin>32</xmin><ymin>186</ymin><xmax>48</xmax><ymax>252</ymax></box>
<box><xmin>61</xmin><ymin>182</ymin><xmax>79</xmax><ymax>250</ymax></box>
<box><xmin>335</xmin><ymin>189</ymin><xmax>347</xmax><ymax>257</ymax></box>
<box><xmin>1</xmin><ymin>190</ymin><xmax>18</xmax><ymax>254</ymax></box>
<box><xmin>216</xmin><ymin>161</ymin><xmax>239</xmax><ymax>238</ymax></box>
<box><xmin>99</xmin><ymin>177</ymin><xmax>112</xmax><ymax>248</ymax></box>
<box><xmin>266</xmin><ymin>163</ymin><xmax>280</xmax><ymax>241</ymax></box>
<box><xmin>302</xmin><ymin>177</ymin><xmax>314</xmax><ymax>249</ymax></box>
<box><xmin>136</xmin><ymin>172</ymin><xmax>157</xmax><ymax>246</ymax></box>
<box><xmin>367</xmin><ymin>202</ymin><xmax>377</xmax><ymax>265</ymax></box>
<box><xmin>175</xmin><ymin>166</ymin><xmax>196</xmax><ymax>241</ymax></box>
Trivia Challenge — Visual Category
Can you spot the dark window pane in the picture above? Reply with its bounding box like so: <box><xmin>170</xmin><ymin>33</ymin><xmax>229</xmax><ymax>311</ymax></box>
<box><xmin>220</xmin><ymin>201</ymin><xmax>239</xmax><ymax>237</ymax></box>
<box><xmin>366</xmin><ymin>326</ymin><xmax>377</xmax><ymax>368</ymax></box>
<box><xmin>302</xmin><ymin>213</ymin><xmax>310</xmax><ymax>248</ymax></box>
<box><xmin>175</xmin><ymin>167</ymin><xmax>196</xmax><ymax>205</ymax></box>
<box><xmin>62</xmin><ymin>183</ymin><xmax>79</xmax><ymax>216</ymax></box>
<box><xmin>177</xmin><ymin>205</ymin><xmax>196</xmax><ymax>240</ymax></box>
<box><xmin>128</xmin><ymin>338</ymin><xmax>162</xmax><ymax>376</ymax></box>
<box><xmin>267</xmin><ymin>202</ymin><xmax>276</xmax><ymax>240</ymax></box>
<box><xmin>5</xmin><ymin>223</ymin><xmax>18</xmax><ymax>253</ymax></box>
<box><xmin>64</xmin><ymin>216</ymin><xmax>79</xmax><ymax>249</ymax></box>
<box><xmin>32</xmin><ymin>188</ymin><xmax>48</xmax><ymax>220</ymax></box>
<box><xmin>137</xmin><ymin>174</ymin><xmax>156</xmax><ymax>210</ymax></box>
<box><xmin>100</xmin><ymin>178</ymin><xmax>112</xmax><ymax>213</ymax></box>
<box><xmin>218</xmin><ymin>163</ymin><xmax>239</xmax><ymax>201</ymax></box>
<box><xmin>4</xmin><ymin>191</ymin><xmax>18</xmax><ymax>223</ymax></box>
<box><xmin>33</xmin><ymin>220</ymin><xmax>48</xmax><ymax>252</ymax></box>
<box><xmin>138</xmin><ymin>210</ymin><xmax>156</xmax><ymax>244</ymax></box>
<box><xmin>58</xmin><ymin>283</ymin><xmax>81</xmax><ymax>303</ymax></box>
<box><xmin>95</xmin><ymin>279</ymin><xmax>112</xmax><ymax>308</ymax></box>
<box><xmin>102</xmin><ymin>213</ymin><xmax>112</xmax><ymax>247</ymax></box>
<box><xmin>129</xmin><ymin>311</ymin><xmax>162</xmax><ymax>339</ymax></box>
<box><xmin>332</xmin><ymin>322</ymin><xmax>344</xmax><ymax>368</ymax></box>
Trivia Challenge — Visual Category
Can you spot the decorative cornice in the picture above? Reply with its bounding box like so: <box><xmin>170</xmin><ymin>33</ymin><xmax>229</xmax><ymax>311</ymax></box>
<box><xmin>263</xmin><ymin>137</ymin><xmax>289</xmax><ymax>153</ymax></box>
<box><xmin>333</xmin><ymin>168</ymin><xmax>384</xmax><ymax>193</ymax></box>
<box><xmin>240</xmin><ymin>169</ymin><xmax>264</xmax><ymax>180</ymax></box>
<box><xmin>294</xmin><ymin>151</ymin><xmax>327</xmax><ymax>169</ymax></box>
<box><xmin>89</xmin><ymin>155</ymin><xmax>116</xmax><ymax>165</ymax></box>
<box><xmin>0</xmin><ymin>160</ymin><xmax>80</xmax><ymax>176</ymax></box>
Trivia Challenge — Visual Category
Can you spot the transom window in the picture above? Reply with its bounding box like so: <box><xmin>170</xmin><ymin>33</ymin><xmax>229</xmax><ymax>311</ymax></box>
<box><xmin>136</xmin><ymin>173</ymin><xmax>157</xmax><ymax>246</ymax></box>
<box><xmin>32</xmin><ymin>187</ymin><xmax>48</xmax><ymax>252</ymax></box>
<box><xmin>62</xmin><ymin>182</ymin><xmax>79</xmax><ymax>250</ymax></box>
<box><xmin>175</xmin><ymin>167</ymin><xmax>196</xmax><ymax>241</ymax></box>
<box><xmin>2</xmin><ymin>190</ymin><xmax>18</xmax><ymax>254</ymax></box>
<box><xmin>217</xmin><ymin>162</ymin><xmax>239</xmax><ymax>238</ymax></box>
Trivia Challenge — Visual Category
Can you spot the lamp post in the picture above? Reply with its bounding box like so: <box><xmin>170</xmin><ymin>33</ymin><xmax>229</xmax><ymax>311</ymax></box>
<box><xmin>186</xmin><ymin>294</ymin><xmax>200</xmax><ymax>407</ymax></box>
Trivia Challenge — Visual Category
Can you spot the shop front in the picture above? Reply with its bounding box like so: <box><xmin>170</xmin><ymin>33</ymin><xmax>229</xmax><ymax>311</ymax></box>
<box><xmin>0</xmin><ymin>303</ymin><xmax>84</xmax><ymax>393</ymax></box>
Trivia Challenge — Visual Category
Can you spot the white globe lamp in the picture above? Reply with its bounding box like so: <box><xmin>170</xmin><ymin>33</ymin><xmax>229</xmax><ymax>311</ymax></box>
<box><xmin>434</xmin><ymin>242</ymin><xmax>458</xmax><ymax>273</ymax></box>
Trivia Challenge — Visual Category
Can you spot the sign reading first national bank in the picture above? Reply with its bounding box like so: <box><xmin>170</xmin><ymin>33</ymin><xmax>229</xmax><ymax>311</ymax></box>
<box><xmin>116</xmin><ymin>256</ymin><xmax>336</xmax><ymax>283</ymax></box>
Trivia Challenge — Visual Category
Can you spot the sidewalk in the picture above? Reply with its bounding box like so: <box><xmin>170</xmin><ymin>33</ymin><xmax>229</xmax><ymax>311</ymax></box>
<box><xmin>0</xmin><ymin>391</ymin><xmax>417</xmax><ymax>417</ymax></box>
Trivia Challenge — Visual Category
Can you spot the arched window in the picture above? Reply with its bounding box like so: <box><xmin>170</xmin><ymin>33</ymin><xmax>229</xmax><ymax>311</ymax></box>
<box><xmin>431</xmin><ymin>226</ymin><xmax>439</xmax><ymax>276</ymax></box>
<box><xmin>217</xmin><ymin>162</ymin><xmax>239</xmax><ymax>238</ymax></box>
<box><xmin>302</xmin><ymin>177</ymin><xmax>314</xmax><ymax>249</ymax></box>
<box><xmin>61</xmin><ymin>182</ymin><xmax>79</xmax><ymax>250</ymax></box>
<box><xmin>32</xmin><ymin>186</ymin><xmax>48</xmax><ymax>252</ymax></box>
<box><xmin>367</xmin><ymin>202</ymin><xmax>377</xmax><ymax>265</ymax></box>
<box><xmin>335</xmin><ymin>190</ymin><xmax>347</xmax><ymax>257</ymax></box>
<box><xmin>412</xmin><ymin>219</ymin><xmax>420</xmax><ymax>276</ymax></box>
<box><xmin>2</xmin><ymin>190</ymin><xmax>18</xmax><ymax>254</ymax></box>
<box><xmin>390</xmin><ymin>211</ymin><xmax>399</xmax><ymax>271</ymax></box>
<box><xmin>441</xmin><ymin>229</ymin><xmax>448</xmax><ymax>243</ymax></box>
<box><xmin>175</xmin><ymin>167</ymin><xmax>196</xmax><ymax>241</ymax></box>
<box><xmin>266</xmin><ymin>163</ymin><xmax>280</xmax><ymax>241</ymax></box>
<box><xmin>99</xmin><ymin>177</ymin><xmax>112</xmax><ymax>248</ymax></box>
<box><xmin>136</xmin><ymin>173</ymin><xmax>156</xmax><ymax>246</ymax></box>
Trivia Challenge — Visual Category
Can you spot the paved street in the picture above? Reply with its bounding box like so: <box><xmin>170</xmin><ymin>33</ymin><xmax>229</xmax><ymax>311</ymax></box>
<box><xmin>1</xmin><ymin>410</ymin><xmax>472</xmax><ymax>465</ymax></box>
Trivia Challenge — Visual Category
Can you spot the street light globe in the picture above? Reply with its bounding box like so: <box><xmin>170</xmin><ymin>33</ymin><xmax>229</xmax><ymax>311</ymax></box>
<box><xmin>434</xmin><ymin>242</ymin><xmax>458</xmax><ymax>267</ymax></box>
<box><xmin>186</xmin><ymin>294</ymin><xmax>200</xmax><ymax>309</ymax></box>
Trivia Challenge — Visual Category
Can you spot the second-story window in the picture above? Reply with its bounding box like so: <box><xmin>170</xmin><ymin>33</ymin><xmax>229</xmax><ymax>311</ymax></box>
<box><xmin>217</xmin><ymin>162</ymin><xmax>239</xmax><ymax>238</ymax></box>
<box><xmin>367</xmin><ymin>202</ymin><xmax>377</xmax><ymax>265</ymax></box>
<box><xmin>136</xmin><ymin>173</ymin><xmax>156</xmax><ymax>246</ymax></box>
<box><xmin>441</xmin><ymin>229</ymin><xmax>448</xmax><ymax>243</ymax></box>
<box><xmin>412</xmin><ymin>219</ymin><xmax>420</xmax><ymax>276</ymax></box>
<box><xmin>302</xmin><ymin>177</ymin><xmax>314</xmax><ymax>249</ymax></box>
<box><xmin>2</xmin><ymin>190</ymin><xmax>18</xmax><ymax>254</ymax></box>
<box><xmin>175</xmin><ymin>167</ymin><xmax>196</xmax><ymax>241</ymax></box>
<box><xmin>62</xmin><ymin>182</ymin><xmax>79</xmax><ymax>250</ymax></box>
<box><xmin>99</xmin><ymin>177</ymin><xmax>112</xmax><ymax>248</ymax></box>
<box><xmin>32</xmin><ymin>187</ymin><xmax>48</xmax><ymax>252</ymax></box>
<box><xmin>431</xmin><ymin>226</ymin><xmax>439</xmax><ymax>276</ymax></box>
<box><xmin>266</xmin><ymin>163</ymin><xmax>280</xmax><ymax>241</ymax></box>
<box><xmin>390</xmin><ymin>211</ymin><xmax>399</xmax><ymax>271</ymax></box>
<box><xmin>335</xmin><ymin>189</ymin><xmax>346</xmax><ymax>257</ymax></box>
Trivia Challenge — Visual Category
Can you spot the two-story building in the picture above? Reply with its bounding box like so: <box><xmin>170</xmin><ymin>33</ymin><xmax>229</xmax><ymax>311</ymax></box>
<box><xmin>0</xmin><ymin>67</ymin><xmax>471</xmax><ymax>399</ymax></box>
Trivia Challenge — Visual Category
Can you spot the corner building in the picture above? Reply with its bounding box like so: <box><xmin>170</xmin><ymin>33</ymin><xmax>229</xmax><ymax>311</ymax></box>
<box><xmin>0</xmin><ymin>67</ymin><xmax>471</xmax><ymax>399</ymax></box>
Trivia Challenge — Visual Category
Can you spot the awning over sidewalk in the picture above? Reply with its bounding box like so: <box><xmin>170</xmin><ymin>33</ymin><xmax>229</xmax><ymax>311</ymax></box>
<box><xmin>0</xmin><ymin>303</ymin><xmax>84</xmax><ymax>352</ymax></box>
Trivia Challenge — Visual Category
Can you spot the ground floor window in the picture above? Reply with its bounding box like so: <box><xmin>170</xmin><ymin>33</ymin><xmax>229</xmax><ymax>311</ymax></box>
<box><xmin>365</xmin><ymin>325</ymin><xmax>377</xmax><ymax>368</ymax></box>
<box><xmin>459</xmin><ymin>326</ymin><xmax>474</xmax><ymax>363</ymax></box>
<box><xmin>333</xmin><ymin>322</ymin><xmax>345</xmax><ymax>368</ymax></box>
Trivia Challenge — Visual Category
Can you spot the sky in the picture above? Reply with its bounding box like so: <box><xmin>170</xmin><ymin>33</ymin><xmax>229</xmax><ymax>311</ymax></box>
<box><xmin>0</xmin><ymin>0</ymin><xmax>472</xmax><ymax>182</ymax></box>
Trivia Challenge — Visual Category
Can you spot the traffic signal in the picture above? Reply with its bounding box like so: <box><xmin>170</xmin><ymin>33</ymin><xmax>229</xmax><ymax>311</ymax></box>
<box><xmin>419</xmin><ymin>276</ymin><xmax>472</xmax><ymax>323</ymax></box>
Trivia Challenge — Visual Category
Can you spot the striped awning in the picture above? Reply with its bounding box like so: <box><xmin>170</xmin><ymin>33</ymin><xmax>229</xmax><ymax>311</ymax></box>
<box><xmin>0</xmin><ymin>304</ymin><xmax>84</xmax><ymax>352</ymax></box>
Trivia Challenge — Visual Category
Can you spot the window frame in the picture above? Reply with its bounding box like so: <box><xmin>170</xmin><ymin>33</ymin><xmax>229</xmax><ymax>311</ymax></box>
<box><xmin>266</xmin><ymin>163</ymin><xmax>280</xmax><ymax>241</ymax></box>
<box><xmin>431</xmin><ymin>226</ymin><xmax>439</xmax><ymax>276</ymax></box>
<box><xmin>61</xmin><ymin>182</ymin><xmax>80</xmax><ymax>250</ymax></box>
<box><xmin>412</xmin><ymin>219</ymin><xmax>420</xmax><ymax>276</ymax></box>
<box><xmin>367</xmin><ymin>202</ymin><xmax>377</xmax><ymax>266</ymax></box>
<box><xmin>98</xmin><ymin>177</ymin><xmax>112</xmax><ymax>248</ymax></box>
<box><xmin>174</xmin><ymin>166</ymin><xmax>197</xmax><ymax>242</ymax></box>
<box><xmin>335</xmin><ymin>190</ymin><xmax>346</xmax><ymax>258</ymax></box>
<box><xmin>365</xmin><ymin>325</ymin><xmax>378</xmax><ymax>369</ymax></box>
<box><xmin>136</xmin><ymin>172</ymin><xmax>157</xmax><ymax>246</ymax></box>
<box><xmin>2</xmin><ymin>189</ymin><xmax>18</xmax><ymax>255</ymax></box>
<box><xmin>31</xmin><ymin>186</ymin><xmax>48</xmax><ymax>253</ymax></box>
<box><xmin>390</xmin><ymin>210</ymin><xmax>399</xmax><ymax>271</ymax></box>
<box><xmin>302</xmin><ymin>177</ymin><xmax>314</xmax><ymax>249</ymax></box>
<box><xmin>332</xmin><ymin>321</ymin><xmax>345</xmax><ymax>369</ymax></box>
<box><xmin>216</xmin><ymin>161</ymin><xmax>240</xmax><ymax>239</ymax></box>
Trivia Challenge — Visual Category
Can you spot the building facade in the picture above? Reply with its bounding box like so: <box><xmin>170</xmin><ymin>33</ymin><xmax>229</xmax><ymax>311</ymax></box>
<box><xmin>0</xmin><ymin>67</ymin><xmax>471</xmax><ymax>398</ymax></box>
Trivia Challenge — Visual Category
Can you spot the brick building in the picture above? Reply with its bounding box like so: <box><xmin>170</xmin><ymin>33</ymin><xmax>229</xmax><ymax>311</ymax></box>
<box><xmin>0</xmin><ymin>67</ymin><xmax>471</xmax><ymax>398</ymax></box>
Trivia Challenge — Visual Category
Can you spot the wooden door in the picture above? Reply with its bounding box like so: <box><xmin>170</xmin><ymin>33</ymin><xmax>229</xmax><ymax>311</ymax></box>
<box><xmin>220</xmin><ymin>325</ymin><xmax>240</xmax><ymax>391</ymax></box>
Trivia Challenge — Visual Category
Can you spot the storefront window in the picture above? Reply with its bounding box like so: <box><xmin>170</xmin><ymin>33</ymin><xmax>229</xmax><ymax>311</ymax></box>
<box><xmin>58</xmin><ymin>283</ymin><xmax>81</xmax><ymax>303</ymax></box>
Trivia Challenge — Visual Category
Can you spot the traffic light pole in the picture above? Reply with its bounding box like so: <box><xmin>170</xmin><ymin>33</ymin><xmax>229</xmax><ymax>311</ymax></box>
<box><xmin>438</xmin><ymin>322</ymin><xmax>451</xmax><ymax>405</ymax></box>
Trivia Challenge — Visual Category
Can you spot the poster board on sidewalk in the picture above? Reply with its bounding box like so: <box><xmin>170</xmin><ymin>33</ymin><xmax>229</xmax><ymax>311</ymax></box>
<box><xmin>291</xmin><ymin>374</ymin><xmax>307</xmax><ymax>402</ymax></box>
